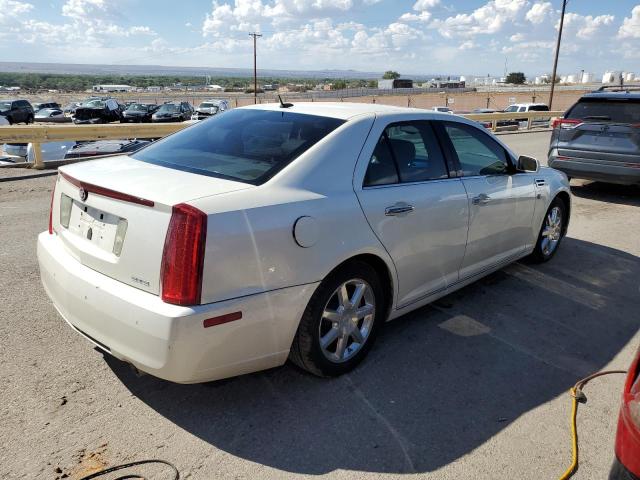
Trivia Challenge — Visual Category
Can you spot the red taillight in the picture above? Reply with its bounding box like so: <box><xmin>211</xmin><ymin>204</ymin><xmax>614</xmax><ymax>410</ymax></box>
<box><xmin>161</xmin><ymin>203</ymin><xmax>207</xmax><ymax>306</ymax></box>
<box><xmin>552</xmin><ymin>118</ymin><xmax>582</xmax><ymax>130</ymax></box>
<box><xmin>48</xmin><ymin>178</ymin><xmax>56</xmax><ymax>234</ymax></box>
<box><xmin>615</xmin><ymin>349</ymin><xmax>640</xmax><ymax>477</ymax></box>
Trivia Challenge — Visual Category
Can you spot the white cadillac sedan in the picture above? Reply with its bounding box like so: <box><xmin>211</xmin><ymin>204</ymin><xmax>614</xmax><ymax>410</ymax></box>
<box><xmin>38</xmin><ymin>103</ymin><xmax>571</xmax><ymax>383</ymax></box>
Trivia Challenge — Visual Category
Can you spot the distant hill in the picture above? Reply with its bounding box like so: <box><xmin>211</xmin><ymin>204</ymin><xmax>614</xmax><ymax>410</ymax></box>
<box><xmin>0</xmin><ymin>62</ymin><xmax>440</xmax><ymax>81</ymax></box>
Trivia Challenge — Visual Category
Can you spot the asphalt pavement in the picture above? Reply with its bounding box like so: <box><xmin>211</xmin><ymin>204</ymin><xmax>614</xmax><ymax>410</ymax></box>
<box><xmin>0</xmin><ymin>131</ymin><xmax>639</xmax><ymax>479</ymax></box>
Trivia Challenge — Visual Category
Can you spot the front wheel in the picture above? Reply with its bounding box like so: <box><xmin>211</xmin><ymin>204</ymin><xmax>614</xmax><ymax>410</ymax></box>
<box><xmin>529</xmin><ymin>197</ymin><xmax>567</xmax><ymax>263</ymax></box>
<box><xmin>289</xmin><ymin>261</ymin><xmax>385</xmax><ymax>377</ymax></box>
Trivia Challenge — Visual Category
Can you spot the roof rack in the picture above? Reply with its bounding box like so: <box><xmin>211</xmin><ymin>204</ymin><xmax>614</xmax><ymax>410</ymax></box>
<box><xmin>595</xmin><ymin>84</ymin><xmax>640</xmax><ymax>92</ymax></box>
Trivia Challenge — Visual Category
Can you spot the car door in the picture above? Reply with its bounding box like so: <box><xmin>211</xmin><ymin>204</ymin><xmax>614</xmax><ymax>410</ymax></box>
<box><xmin>437</xmin><ymin>121</ymin><xmax>536</xmax><ymax>280</ymax></box>
<box><xmin>355</xmin><ymin>120</ymin><xmax>469</xmax><ymax>308</ymax></box>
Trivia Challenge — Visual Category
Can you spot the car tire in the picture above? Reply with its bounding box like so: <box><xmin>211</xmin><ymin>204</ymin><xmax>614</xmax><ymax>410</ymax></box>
<box><xmin>26</xmin><ymin>115</ymin><xmax>34</xmax><ymax>124</ymax></box>
<box><xmin>528</xmin><ymin>197</ymin><xmax>567</xmax><ymax>263</ymax></box>
<box><xmin>6</xmin><ymin>116</ymin><xmax>13</xmax><ymax>125</ymax></box>
<box><xmin>289</xmin><ymin>260</ymin><xmax>385</xmax><ymax>377</ymax></box>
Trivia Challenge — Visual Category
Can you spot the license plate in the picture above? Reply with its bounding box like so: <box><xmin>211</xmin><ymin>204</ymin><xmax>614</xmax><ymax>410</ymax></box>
<box><xmin>67</xmin><ymin>201</ymin><xmax>122</xmax><ymax>252</ymax></box>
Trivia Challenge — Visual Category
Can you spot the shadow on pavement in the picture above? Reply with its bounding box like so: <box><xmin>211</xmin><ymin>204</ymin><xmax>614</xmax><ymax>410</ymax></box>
<box><xmin>106</xmin><ymin>238</ymin><xmax>640</xmax><ymax>475</ymax></box>
<box><xmin>570</xmin><ymin>181</ymin><xmax>640</xmax><ymax>207</ymax></box>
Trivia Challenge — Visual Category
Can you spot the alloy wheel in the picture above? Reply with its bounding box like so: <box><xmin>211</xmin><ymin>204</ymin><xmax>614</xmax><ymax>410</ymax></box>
<box><xmin>318</xmin><ymin>278</ymin><xmax>376</xmax><ymax>363</ymax></box>
<box><xmin>541</xmin><ymin>206</ymin><xmax>563</xmax><ymax>256</ymax></box>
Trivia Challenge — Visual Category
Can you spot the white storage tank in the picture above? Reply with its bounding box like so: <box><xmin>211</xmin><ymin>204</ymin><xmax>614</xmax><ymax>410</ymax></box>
<box><xmin>602</xmin><ymin>71</ymin><xmax>619</xmax><ymax>83</ymax></box>
<box><xmin>566</xmin><ymin>74</ymin><xmax>578</xmax><ymax>83</ymax></box>
<box><xmin>581</xmin><ymin>72</ymin><xmax>594</xmax><ymax>83</ymax></box>
<box><xmin>624</xmin><ymin>72</ymin><xmax>635</xmax><ymax>82</ymax></box>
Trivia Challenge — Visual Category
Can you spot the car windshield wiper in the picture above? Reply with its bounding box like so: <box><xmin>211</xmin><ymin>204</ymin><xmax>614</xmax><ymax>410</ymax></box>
<box><xmin>583</xmin><ymin>115</ymin><xmax>611</xmax><ymax>121</ymax></box>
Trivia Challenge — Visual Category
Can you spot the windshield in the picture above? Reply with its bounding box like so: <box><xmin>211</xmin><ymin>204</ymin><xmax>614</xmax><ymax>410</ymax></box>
<box><xmin>158</xmin><ymin>104</ymin><xmax>179</xmax><ymax>113</ymax></box>
<box><xmin>567</xmin><ymin>99</ymin><xmax>640</xmax><ymax>124</ymax></box>
<box><xmin>82</xmin><ymin>100</ymin><xmax>105</xmax><ymax>108</ymax></box>
<box><xmin>504</xmin><ymin>106</ymin><xmax>519</xmax><ymax>112</ymax></box>
<box><xmin>133</xmin><ymin>109</ymin><xmax>345</xmax><ymax>184</ymax></box>
<box><xmin>127</xmin><ymin>104</ymin><xmax>149</xmax><ymax>112</ymax></box>
<box><xmin>0</xmin><ymin>102</ymin><xmax>11</xmax><ymax>112</ymax></box>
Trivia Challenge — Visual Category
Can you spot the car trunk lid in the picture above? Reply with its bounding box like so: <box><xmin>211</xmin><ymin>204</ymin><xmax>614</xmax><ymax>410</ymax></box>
<box><xmin>52</xmin><ymin>155</ymin><xmax>252</xmax><ymax>296</ymax></box>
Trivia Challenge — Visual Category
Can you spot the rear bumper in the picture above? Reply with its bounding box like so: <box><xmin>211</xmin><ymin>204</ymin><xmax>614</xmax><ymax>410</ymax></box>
<box><xmin>549</xmin><ymin>151</ymin><xmax>640</xmax><ymax>185</ymax></box>
<box><xmin>37</xmin><ymin>232</ymin><xmax>317</xmax><ymax>383</ymax></box>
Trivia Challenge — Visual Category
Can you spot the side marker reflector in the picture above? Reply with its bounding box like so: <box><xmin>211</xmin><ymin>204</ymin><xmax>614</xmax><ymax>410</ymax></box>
<box><xmin>203</xmin><ymin>312</ymin><xmax>242</xmax><ymax>328</ymax></box>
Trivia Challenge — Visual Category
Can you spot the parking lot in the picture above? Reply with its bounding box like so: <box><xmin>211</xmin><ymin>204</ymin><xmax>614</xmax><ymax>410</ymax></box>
<box><xmin>0</xmin><ymin>131</ymin><xmax>638</xmax><ymax>479</ymax></box>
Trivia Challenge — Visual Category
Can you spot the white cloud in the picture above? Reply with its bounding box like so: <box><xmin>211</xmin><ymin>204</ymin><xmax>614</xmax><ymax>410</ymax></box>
<box><xmin>432</xmin><ymin>0</ymin><xmax>527</xmax><ymax>38</ymax></box>
<box><xmin>510</xmin><ymin>33</ymin><xmax>524</xmax><ymax>42</ymax></box>
<box><xmin>618</xmin><ymin>5</ymin><xmax>640</xmax><ymax>39</ymax></box>
<box><xmin>563</xmin><ymin>13</ymin><xmax>615</xmax><ymax>40</ymax></box>
<box><xmin>525</xmin><ymin>2</ymin><xmax>552</xmax><ymax>25</ymax></box>
<box><xmin>458</xmin><ymin>40</ymin><xmax>475</xmax><ymax>50</ymax></box>
<box><xmin>413</xmin><ymin>0</ymin><xmax>439</xmax><ymax>10</ymax></box>
<box><xmin>0</xmin><ymin>0</ymin><xmax>32</xmax><ymax>27</ymax></box>
<box><xmin>399</xmin><ymin>11</ymin><xmax>431</xmax><ymax>23</ymax></box>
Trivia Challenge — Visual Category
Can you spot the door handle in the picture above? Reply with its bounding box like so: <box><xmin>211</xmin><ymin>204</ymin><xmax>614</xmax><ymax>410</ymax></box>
<box><xmin>472</xmin><ymin>193</ymin><xmax>491</xmax><ymax>205</ymax></box>
<box><xmin>385</xmin><ymin>203</ymin><xmax>415</xmax><ymax>216</ymax></box>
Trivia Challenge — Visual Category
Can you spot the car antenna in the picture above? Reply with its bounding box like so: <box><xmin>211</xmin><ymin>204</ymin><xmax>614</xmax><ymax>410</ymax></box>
<box><xmin>278</xmin><ymin>94</ymin><xmax>293</xmax><ymax>108</ymax></box>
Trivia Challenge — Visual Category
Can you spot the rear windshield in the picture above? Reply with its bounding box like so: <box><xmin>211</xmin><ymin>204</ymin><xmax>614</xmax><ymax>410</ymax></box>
<box><xmin>132</xmin><ymin>109</ymin><xmax>345</xmax><ymax>184</ymax></box>
<box><xmin>567</xmin><ymin>99</ymin><xmax>640</xmax><ymax>124</ymax></box>
<box><xmin>127</xmin><ymin>104</ymin><xmax>149</xmax><ymax>111</ymax></box>
<box><xmin>158</xmin><ymin>104</ymin><xmax>179</xmax><ymax>113</ymax></box>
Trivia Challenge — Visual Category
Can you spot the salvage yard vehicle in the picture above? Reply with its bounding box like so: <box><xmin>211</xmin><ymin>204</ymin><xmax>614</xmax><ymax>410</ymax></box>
<box><xmin>34</xmin><ymin>108</ymin><xmax>68</xmax><ymax>122</ymax></box>
<box><xmin>610</xmin><ymin>345</ymin><xmax>640</xmax><ymax>480</ymax></box>
<box><xmin>191</xmin><ymin>99</ymin><xmax>229</xmax><ymax>121</ymax></box>
<box><xmin>64</xmin><ymin>139</ymin><xmax>150</xmax><ymax>159</ymax></box>
<box><xmin>38</xmin><ymin>103</ymin><xmax>571</xmax><ymax>384</ymax></box>
<box><xmin>0</xmin><ymin>99</ymin><xmax>34</xmax><ymax>124</ymax></box>
<box><xmin>74</xmin><ymin>98</ymin><xmax>123</xmax><ymax>124</ymax></box>
<box><xmin>121</xmin><ymin>103</ymin><xmax>159</xmax><ymax>123</ymax></box>
<box><xmin>549</xmin><ymin>86</ymin><xmax>640</xmax><ymax>185</ymax></box>
<box><xmin>152</xmin><ymin>101</ymin><xmax>193</xmax><ymax>122</ymax></box>
<box><xmin>33</xmin><ymin>101</ymin><xmax>61</xmax><ymax>111</ymax></box>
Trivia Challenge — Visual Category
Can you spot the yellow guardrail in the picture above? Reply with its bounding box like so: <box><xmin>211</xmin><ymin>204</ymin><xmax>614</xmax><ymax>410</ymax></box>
<box><xmin>0</xmin><ymin>123</ymin><xmax>189</xmax><ymax>169</ymax></box>
<box><xmin>0</xmin><ymin>110</ymin><xmax>564</xmax><ymax>170</ymax></box>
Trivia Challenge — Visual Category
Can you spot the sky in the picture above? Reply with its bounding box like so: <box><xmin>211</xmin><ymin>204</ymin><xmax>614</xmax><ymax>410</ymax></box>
<box><xmin>1</xmin><ymin>0</ymin><xmax>639</xmax><ymax>77</ymax></box>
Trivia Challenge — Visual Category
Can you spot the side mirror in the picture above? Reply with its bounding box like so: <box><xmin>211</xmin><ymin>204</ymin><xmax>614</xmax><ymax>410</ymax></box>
<box><xmin>517</xmin><ymin>155</ymin><xmax>539</xmax><ymax>173</ymax></box>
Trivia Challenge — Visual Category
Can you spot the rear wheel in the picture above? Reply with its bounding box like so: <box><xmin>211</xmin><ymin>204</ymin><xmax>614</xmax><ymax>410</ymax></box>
<box><xmin>26</xmin><ymin>114</ymin><xmax>34</xmax><ymax>124</ymax></box>
<box><xmin>289</xmin><ymin>261</ymin><xmax>385</xmax><ymax>377</ymax></box>
<box><xmin>529</xmin><ymin>197</ymin><xmax>567</xmax><ymax>263</ymax></box>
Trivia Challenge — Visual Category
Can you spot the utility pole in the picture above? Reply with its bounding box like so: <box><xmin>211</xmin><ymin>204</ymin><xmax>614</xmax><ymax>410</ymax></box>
<box><xmin>549</xmin><ymin>0</ymin><xmax>568</xmax><ymax>110</ymax></box>
<box><xmin>249</xmin><ymin>32</ymin><xmax>262</xmax><ymax>104</ymax></box>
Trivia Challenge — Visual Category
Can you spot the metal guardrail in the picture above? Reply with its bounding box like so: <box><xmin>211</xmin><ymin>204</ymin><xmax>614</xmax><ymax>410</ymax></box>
<box><xmin>0</xmin><ymin>110</ymin><xmax>563</xmax><ymax>170</ymax></box>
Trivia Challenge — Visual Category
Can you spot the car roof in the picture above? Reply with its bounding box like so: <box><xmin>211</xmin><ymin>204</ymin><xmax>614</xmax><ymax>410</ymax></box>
<box><xmin>508</xmin><ymin>103</ymin><xmax>547</xmax><ymax>107</ymax></box>
<box><xmin>238</xmin><ymin>102</ymin><xmax>454</xmax><ymax>120</ymax></box>
<box><xmin>581</xmin><ymin>91</ymin><xmax>640</xmax><ymax>100</ymax></box>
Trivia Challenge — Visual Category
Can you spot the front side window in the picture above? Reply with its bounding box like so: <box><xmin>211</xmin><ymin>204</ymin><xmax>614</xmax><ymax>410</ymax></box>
<box><xmin>133</xmin><ymin>109</ymin><xmax>345</xmax><ymax>184</ymax></box>
<box><xmin>363</xmin><ymin>121</ymin><xmax>449</xmax><ymax>187</ymax></box>
<box><xmin>444</xmin><ymin>122</ymin><xmax>509</xmax><ymax>176</ymax></box>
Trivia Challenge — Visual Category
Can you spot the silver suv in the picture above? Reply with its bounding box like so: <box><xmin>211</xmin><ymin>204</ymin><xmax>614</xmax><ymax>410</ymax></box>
<box><xmin>548</xmin><ymin>86</ymin><xmax>640</xmax><ymax>185</ymax></box>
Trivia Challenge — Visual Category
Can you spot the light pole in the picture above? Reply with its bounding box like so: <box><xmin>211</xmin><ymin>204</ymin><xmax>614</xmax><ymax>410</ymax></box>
<box><xmin>549</xmin><ymin>0</ymin><xmax>568</xmax><ymax>110</ymax></box>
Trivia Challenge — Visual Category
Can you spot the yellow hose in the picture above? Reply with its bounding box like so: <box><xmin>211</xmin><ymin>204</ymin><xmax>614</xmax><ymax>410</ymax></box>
<box><xmin>557</xmin><ymin>370</ymin><xmax>627</xmax><ymax>480</ymax></box>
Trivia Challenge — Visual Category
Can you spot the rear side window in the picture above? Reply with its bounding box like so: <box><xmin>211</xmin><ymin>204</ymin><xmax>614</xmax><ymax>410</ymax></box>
<box><xmin>529</xmin><ymin>105</ymin><xmax>549</xmax><ymax>112</ymax></box>
<box><xmin>363</xmin><ymin>121</ymin><xmax>449</xmax><ymax>187</ymax></box>
<box><xmin>567</xmin><ymin>99</ymin><xmax>640</xmax><ymax>124</ymax></box>
<box><xmin>133</xmin><ymin>109</ymin><xmax>345</xmax><ymax>184</ymax></box>
<box><xmin>443</xmin><ymin>122</ymin><xmax>509</xmax><ymax>176</ymax></box>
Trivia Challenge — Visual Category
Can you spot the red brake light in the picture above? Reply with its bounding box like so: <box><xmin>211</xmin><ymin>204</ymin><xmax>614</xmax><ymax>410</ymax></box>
<box><xmin>48</xmin><ymin>178</ymin><xmax>56</xmax><ymax>234</ymax></box>
<box><xmin>552</xmin><ymin>118</ymin><xmax>582</xmax><ymax>130</ymax></box>
<box><xmin>161</xmin><ymin>203</ymin><xmax>207</xmax><ymax>306</ymax></box>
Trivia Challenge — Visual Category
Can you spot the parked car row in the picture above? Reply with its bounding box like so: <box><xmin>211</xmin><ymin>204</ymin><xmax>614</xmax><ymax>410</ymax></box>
<box><xmin>0</xmin><ymin>97</ymin><xmax>230</xmax><ymax>125</ymax></box>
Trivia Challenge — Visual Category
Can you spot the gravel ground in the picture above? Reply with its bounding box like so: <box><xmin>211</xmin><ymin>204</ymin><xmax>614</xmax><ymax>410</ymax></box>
<box><xmin>0</xmin><ymin>131</ymin><xmax>638</xmax><ymax>480</ymax></box>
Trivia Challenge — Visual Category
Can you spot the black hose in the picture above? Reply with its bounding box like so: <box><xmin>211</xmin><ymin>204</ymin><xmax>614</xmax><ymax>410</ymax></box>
<box><xmin>78</xmin><ymin>459</ymin><xmax>179</xmax><ymax>480</ymax></box>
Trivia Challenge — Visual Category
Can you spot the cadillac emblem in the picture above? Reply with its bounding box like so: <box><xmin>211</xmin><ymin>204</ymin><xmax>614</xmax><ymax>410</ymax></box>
<box><xmin>79</xmin><ymin>187</ymin><xmax>88</xmax><ymax>202</ymax></box>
